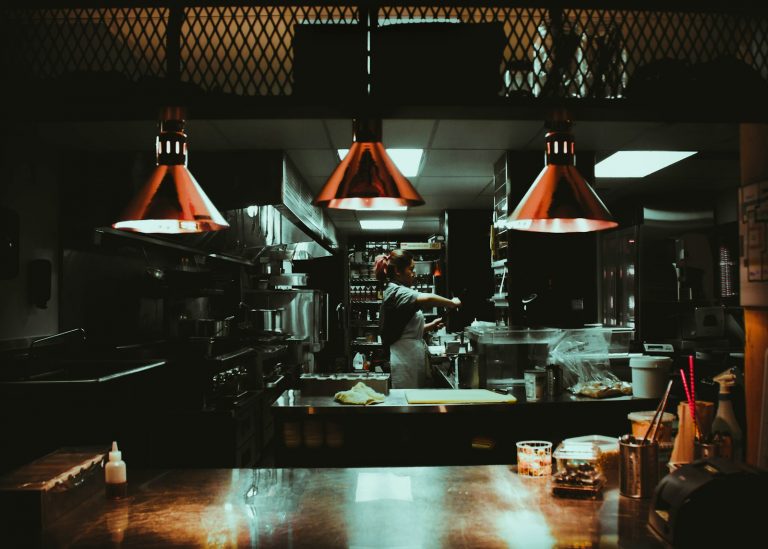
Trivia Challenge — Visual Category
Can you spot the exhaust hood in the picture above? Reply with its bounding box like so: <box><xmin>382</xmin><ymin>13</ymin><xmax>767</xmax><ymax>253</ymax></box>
<box><xmin>98</xmin><ymin>150</ymin><xmax>338</xmax><ymax>262</ymax></box>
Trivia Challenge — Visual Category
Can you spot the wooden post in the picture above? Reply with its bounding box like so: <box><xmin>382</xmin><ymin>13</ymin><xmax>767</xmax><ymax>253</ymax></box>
<box><xmin>739</xmin><ymin>123</ymin><xmax>768</xmax><ymax>465</ymax></box>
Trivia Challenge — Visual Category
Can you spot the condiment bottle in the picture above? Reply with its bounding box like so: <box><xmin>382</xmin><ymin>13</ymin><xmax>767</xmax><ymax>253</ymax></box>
<box><xmin>105</xmin><ymin>441</ymin><xmax>128</xmax><ymax>499</ymax></box>
<box><xmin>711</xmin><ymin>369</ymin><xmax>743</xmax><ymax>461</ymax></box>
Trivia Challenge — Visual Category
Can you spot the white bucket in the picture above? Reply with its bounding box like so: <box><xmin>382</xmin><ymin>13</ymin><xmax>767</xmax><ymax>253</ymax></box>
<box><xmin>629</xmin><ymin>356</ymin><xmax>672</xmax><ymax>398</ymax></box>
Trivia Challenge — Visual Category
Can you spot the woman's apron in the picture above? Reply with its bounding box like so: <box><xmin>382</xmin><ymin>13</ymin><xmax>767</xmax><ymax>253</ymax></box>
<box><xmin>389</xmin><ymin>309</ymin><xmax>430</xmax><ymax>388</ymax></box>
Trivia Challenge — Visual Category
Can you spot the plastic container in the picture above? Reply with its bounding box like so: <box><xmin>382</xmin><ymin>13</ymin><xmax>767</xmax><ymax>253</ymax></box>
<box><xmin>552</xmin><ymin>441</ymin><xmax>605</xmax><ymax>499</ymax></box>
<box><xmin>627</xmin><ymin>411</ymin><xmax>675</xmax><ymax>442</ymax></box>
<box><xmin>629</xmin><ymin>356</ymin><xmax>672</xmax><ymax>398</ymax></box>
<box><xmin>562</xmin><ymin>434</ymin><xmax>620</xmax><ymax>482</ymax></box>
<box><xmin>554</xmin><ymin>440</ymin><xmax>601</xmax><ymax>472</ymax></box>
<box><xmin>464</xmin><ymin>326</ymin><xmax>562</xmax><ymax>385</ymax></box>
<box><xmin>556</xmin><ymin>326</ymin><xmax>634</xmax><ymax>356</ymax></box>
<box><xmin>516</xmin><ymin>440</ymin><xmax>552</xmax><ymax>477</ymax></box>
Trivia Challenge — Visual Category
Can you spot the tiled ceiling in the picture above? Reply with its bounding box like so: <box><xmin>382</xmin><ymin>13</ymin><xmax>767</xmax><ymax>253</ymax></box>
<box><xmin>38</xmin><ymin>118</ymin><xmax>741</xmax><ymax>237</ymax></box>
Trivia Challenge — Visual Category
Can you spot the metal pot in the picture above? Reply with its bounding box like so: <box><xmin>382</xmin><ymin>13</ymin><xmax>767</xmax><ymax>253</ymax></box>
<box><xmin>243</xmin><ymin>308</ymin><xmax>283</xmax><ymax>334</ymax></box>
<box><xmin>178</xmin><ymin>317</ymin><xmax>232</xmax><ymax>338</ymax></box>
<box><xmin>269</xmin><ymin>273</ymin><xmax>308</xmax><ymax>288</ymax></box>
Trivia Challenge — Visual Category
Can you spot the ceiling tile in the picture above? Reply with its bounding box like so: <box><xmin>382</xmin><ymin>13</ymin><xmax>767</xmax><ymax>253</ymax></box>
<box><xmin>431</xmin><ymin>120</ymin><xmax>543</xmax><ymax>149</ymax></box>
<box><xmin>420</xmin><ymin>149</ymin><xmax>502</xmax><ymax>177</ymax></box>
<box><xmin>304</xmin><ymin>175</ymin><xmax>330</xmax><ymax>192</ymax></box>
<box><xmin>382</xmin><ymin>120</ymin><xmax>436</xmax><ymax>147</ymax></box>
<box><xmin>419</xmin><ymin>194</ymin><xmax>492</xmax><ymax>210</ymax></box>
<box><xmin>571</xmin><ymin>121</ymin><xmax>661</xmax><ymax>151</ymax></box>
<box><xmin>324</xmin><ymin>119</ymin><xmax>354</xmax><ymax>149</ymax></box>
<box><xmin>619</xmin><ymin>123</ymin><xmax>739</xmax><ymax>151</ymax></box>
<box><xmin>415</xmin><ymin>176</ymin><xmax>493</xmax><ymax>195</ymax></box>
<box><xmin>208</xmin><ymin>119</ymin><xmax>328</xmax><ymax>149</ymax></box>
<box><xmin>287</xmin><ymin>150</ymin><xmax>338</xmax><ymax>178</ymax></box>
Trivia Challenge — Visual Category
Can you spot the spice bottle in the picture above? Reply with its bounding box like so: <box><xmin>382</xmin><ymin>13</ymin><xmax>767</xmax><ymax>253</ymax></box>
<box><xmin>105</xmin><ymin>441</ymin><xmax>128</xmax><ymax>499</ymax></box>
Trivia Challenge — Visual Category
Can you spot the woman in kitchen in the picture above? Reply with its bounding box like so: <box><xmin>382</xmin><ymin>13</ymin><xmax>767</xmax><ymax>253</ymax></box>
<box><xmin>375</xmin><ymin>249</ymin><xmax>461</xmax><ymax>388</ymax></box>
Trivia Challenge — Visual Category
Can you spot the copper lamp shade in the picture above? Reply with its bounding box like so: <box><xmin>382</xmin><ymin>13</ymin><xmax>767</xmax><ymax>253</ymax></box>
<box><xmin>313</xmin><ymin>119</ymin><xmax>424</xmax><ymax>210</ymax></box>
<box><xmin>113</xmin><ymin>109</ymin><xmax>229</xmax><ymax>234</ymax></box>
<box><xmin>506</xmin><ymin>128</ymin><xmax>617</xmax><ymax>233</ymax></box>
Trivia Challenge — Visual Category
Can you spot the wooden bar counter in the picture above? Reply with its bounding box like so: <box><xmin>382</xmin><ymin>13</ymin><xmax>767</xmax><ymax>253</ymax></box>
<box><xmin>41</xmin><ymin>465</ymin><xmax>666</xmax><ymax>548</ymax></box>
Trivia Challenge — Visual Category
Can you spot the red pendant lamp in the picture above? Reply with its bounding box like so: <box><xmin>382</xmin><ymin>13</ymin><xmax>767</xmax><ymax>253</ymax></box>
<box><xmin>313</xmin><ymin>119</ymin><xmax>425</xmax><ymax>210</ymax></box>
<box><xmin>112</xmin><ymin>107</ymin><xmax>229</xmax><ymax>234</ymax></box>
<box><xmin>506</xmin><ymin>121</ymin><xmax>617</xmax><ymax>233</ymax></box>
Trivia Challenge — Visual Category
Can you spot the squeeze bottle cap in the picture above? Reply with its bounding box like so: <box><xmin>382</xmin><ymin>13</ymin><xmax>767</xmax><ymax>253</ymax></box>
<box><xmin>109</xmin><ymin>441</ymin><xmax>122</xmax><ymax>461</ymax></box>
<box><xmin>713</xmin><ymin>368</ymin><xmax>736</xmax><ymax>394</ymax></box>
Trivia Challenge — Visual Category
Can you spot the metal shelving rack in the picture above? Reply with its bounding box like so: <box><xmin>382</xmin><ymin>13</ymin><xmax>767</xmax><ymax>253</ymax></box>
<box><xmin>344</xmin><ymin>238</ymin><xmax>445</xmax><ymax>368</ymax></box>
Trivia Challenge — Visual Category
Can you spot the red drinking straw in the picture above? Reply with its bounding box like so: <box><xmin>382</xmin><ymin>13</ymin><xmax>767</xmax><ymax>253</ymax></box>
<box><xmin>679</xmin><ymin>369</ymin><xmax>692</xmax><ymax>417</ymax></box>
<box><xmin>679</xmin><ymin>368</ymin><xmax>700</xmax><ymax>439</ymax></box>
<box><xmin>689</xmin><ymin>355</ymin><xmax>696</xmax><ymax>412</ymax></box>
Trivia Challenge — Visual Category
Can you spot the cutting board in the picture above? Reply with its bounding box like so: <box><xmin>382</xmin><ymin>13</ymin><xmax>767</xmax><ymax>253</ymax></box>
<box><xmin>405</xmin><ymin>389</ymin><xmax>517</xmax><ymax>404</ymax></box>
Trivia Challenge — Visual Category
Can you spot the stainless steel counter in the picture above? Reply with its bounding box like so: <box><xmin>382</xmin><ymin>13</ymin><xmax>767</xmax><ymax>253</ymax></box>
<box><xmin>270</xmin><ymin>389</ymin><xmax>658</xmax><ymax>468</ymax></box>
<box><xmin>273</xmin><ymin>388</ymin><xmax>650</xmax><ymax>415</ymax></box>
<box><xmin>41</xmin><ymin>466</ymin><xmax>666</xmax><ymax>548</ymax></box>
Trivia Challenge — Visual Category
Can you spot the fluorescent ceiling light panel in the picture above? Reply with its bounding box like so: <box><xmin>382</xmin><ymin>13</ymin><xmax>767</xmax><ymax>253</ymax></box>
<box><xmin>338</xmin><ymin>148</ymin><xmax>423</xmax><ymax>177</ymax></box>
<box><xmin>359</xmin><ymin>219</ymin><xmax>405</xmax><ymax>230</ymax></box>
<box><xmin>594</xmin><ymin>151</ymin><xmax>697</xmax><ymax>178</ymax></box>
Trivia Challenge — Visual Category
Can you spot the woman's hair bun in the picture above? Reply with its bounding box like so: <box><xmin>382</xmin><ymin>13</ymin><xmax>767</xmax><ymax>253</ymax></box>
<box><xmin>373</xmin><ymin>253</ymin><xmax>390</xmax><ymax>282</ymax></box>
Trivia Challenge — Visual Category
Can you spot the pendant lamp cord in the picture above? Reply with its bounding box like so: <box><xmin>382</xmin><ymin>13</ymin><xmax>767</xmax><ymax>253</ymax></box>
<box><xmin>166</xmin><ymin>5</ymin><xmax>185</xmax><ymax>109</ymax></box>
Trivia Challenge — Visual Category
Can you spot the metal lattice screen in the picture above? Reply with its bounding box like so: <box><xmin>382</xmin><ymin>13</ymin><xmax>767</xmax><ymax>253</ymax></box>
<box><xmin>1</xmin><ymin>3</ymin><xmax>767</xmax><ymax>100</ymax></box>
<box><xmin>377</xmin><ymin>5</ymin><xmax>768</xmax><ymax>99</ymax></box>
<box><xmin>182</xmin><ymin>5</ymin><xmax>359</xmax><ymax>96</ymax></box>
<box><xmin>0</xmin><ymin>7</ymin><xmax>167</xmax><ymax>82</ymax></box>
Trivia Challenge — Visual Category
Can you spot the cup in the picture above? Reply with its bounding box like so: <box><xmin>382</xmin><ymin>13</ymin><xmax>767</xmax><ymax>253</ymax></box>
<box><xmin>516</xmin><ymin>440</ymin><xmax>552</xmax><ymax>477</ymax></box>
<box><xmin>694</xmin><ymin>438</ymin><xmax>719</xmax><ymax>460</ymax></box>
<box><xmin>627</xmin><ymin>411</ymin><xmax>675</xmax><ymax>442</ymax></box>
<box><xmin>619</xmin><ymin>435</ymin><xmax>659</xmax><ymax>498</ymax></box>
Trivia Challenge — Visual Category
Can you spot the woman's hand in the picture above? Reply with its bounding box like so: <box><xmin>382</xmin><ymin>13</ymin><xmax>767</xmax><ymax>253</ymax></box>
<box><xmin>424</xmin><ymin>317</ymin><xmax>444</xmax><ymax>332</ymax></box>
<box><xmin>449</xmin><ymin>297</ymin><xmax>462</xmax><ymax>309</ymax></box>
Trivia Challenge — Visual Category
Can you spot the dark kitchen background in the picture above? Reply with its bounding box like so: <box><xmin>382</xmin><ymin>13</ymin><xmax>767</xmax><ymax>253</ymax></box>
<box><xmin>0</xmin><ymin>1</ymin><xmax>765</xmax><ymax>476</ymax></box>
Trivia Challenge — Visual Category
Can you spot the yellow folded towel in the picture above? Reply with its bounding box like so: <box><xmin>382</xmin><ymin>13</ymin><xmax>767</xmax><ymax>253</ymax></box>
<box><xmin>334</xmin><ymin>382</ymin><xmax>386</xmax><ymax>406</ymax></box>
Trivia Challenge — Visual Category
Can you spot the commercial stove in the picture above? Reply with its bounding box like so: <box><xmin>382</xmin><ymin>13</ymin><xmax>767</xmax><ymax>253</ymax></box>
<box><xmin>139</xmin><ymin>334</ymin><xmax>295</xmax><ymax>468</ymax></box>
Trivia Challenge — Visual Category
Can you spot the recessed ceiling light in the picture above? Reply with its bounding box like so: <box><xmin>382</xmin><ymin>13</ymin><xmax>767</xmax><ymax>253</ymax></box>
<box><xmin>595</xmin><ymin>151</ymin><xmax>697</xmax><ymax>178</ymax></box>
<box><xmin>359</xmin><ymin>219</ymin><xmax>405</xmax><ymax>230</ymax></box>
<box><xmin>339</xmin><ymin>148</ymin><xmax>423</xmax><ymax>177</ymax></box>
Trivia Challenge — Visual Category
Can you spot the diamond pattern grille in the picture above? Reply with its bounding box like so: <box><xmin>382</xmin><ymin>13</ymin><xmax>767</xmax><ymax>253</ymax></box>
<box><xmin>1</xmin><ymin>4</ymin><xmax>766</xmax><ymax>100</ymax></box>
<box><xmin>0</xmin><ymin>7</ymin><xmax>166</xmax><ymax>81</ymax></box>
<box><xmin>378</xmin><ymin>5</ymin><xmax>768</xmax><ymax>99</ymax></box>
<box><xmin>182</xmin><ymin>5</ymin><xmax>358</xmax><ymax>96</ymax></box>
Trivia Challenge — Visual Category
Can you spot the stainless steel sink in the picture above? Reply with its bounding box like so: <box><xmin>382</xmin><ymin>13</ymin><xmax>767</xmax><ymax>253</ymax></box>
<box><xmin>0</xmin><ymin>359</ymin><xmax>166</xmax><ymax>385</ymax></box>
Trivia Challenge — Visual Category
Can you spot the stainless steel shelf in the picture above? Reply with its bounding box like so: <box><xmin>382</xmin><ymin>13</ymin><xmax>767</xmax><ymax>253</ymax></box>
<box><xmin>350</xmin><ymin>322</ymin><xmax>379</xmax><ymax>328</ymax></box>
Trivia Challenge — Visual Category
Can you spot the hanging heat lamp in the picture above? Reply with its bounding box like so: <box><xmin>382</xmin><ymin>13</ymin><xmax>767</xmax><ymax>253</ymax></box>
<box><xmin>313</xmin><ymin>119</ymin><xmax>425</xmax><ymax>210</ymax></box>
<box><xmin>112</xmin><ymin>107</ymin><xmax>229</xmax><ymax>234</ymax></box>
<box><xmin>506</xmin><ymin>120</ymin><xmax>617</xmax><ymax>233</ymax></box>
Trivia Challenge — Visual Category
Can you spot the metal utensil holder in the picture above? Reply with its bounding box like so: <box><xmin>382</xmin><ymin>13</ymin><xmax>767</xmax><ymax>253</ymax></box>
<box><xmin>619</xmin><ymin>435</ymin><xmax>659</xmax><ymax>498</ymax></box>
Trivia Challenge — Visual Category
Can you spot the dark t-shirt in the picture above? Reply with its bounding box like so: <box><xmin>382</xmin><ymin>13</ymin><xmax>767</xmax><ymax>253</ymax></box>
<box><xmin>379</xmin><ymin>283</ymin><xmax>419</xmax><ymax>348</ymax></box>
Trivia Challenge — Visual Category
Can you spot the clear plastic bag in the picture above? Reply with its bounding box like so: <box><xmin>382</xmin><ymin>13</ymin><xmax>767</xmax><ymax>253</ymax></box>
<box><xmin>548</xmin><ymin>329</ymin><xmax>631</xmax><ymax>398</ymax></box>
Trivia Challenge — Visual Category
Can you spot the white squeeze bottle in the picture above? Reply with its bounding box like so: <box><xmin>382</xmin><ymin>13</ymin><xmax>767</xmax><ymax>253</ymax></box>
<box><xmin>105</xmin><ymin>441</ymin><xmax>128</xmax><ymax>499</ymax></box>
<box><xmin>711</xmin><ymin>369</ymin><xmax>743</xmax><ymax>462</ymax></box>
